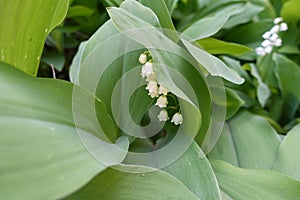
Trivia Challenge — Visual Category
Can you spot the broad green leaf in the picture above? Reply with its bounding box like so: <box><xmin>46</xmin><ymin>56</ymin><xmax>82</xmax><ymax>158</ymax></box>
<box><xmin>222</xmin><ymin>21</ymin><xmax>273</xmax><ymax>48</ymax></box>
<box><xmin>101</xmin><ymin>0</ymin><xmax>124</xmax><ymax>7</ymax></box>
<box><xmin>209</xmin><ymin>110</ymin><xmax>281</xmax><ymax>169</ymax></box>
<box><xmin>67</xmin><ymin>5</ymin><xmax>95</xmax><ymax>18</ymax></box>
<box><xmin>224</xmin><ymin>88</ymin><xmax>244</xmax><ymax>119</ymax></box>
<box><xmin>273</xmin><ymin>53</ymin><xmax>300</xmax><ymax>101</ymax></box>
<box><xmin>281</xmin><ymin>0</ymin><xmax>300</xmax><ymax>23</ymax></box>
<box><xmin>223</xmin><ymin>2</ymin><xmax>265</xmax><ymax>29</ymax></box>
<box><xmin>0</xmin><ymin>0</ymin><xmax>69</xmax><ymax>76</ymax></box>
<box><xmin>182</xmin><ymin>3</ymin><xmax>243</xmax><ymax>41</ymax></box>
<box><xmin>163</xmin><ymin>142</ymin><xmax>221</xmax><ymax>200</ymax></box>
<box><xmin>273</xmin><ymin>124</ymin><xmax>300</xmax><ymax>181</ymax></box>
<box><xmin>164</xmin><ymin>0</ymin><xmax>179</xmax><ymax>14</ymax></box>
<box><xmin>181</xmin><ymin>39</ymin><xmax>245</xmax><ymax>84</ymax></box>
<box><xmin>41</xmin><ymin>49</ymin><xmax>65</xmax><ymax>72</ymax></box>
<box><xmin>65</xmin><ymin>166</ymin><xmax>199</xmax><ymax>200</ymax></box>
<box><xmin>211</xmin><ymin>160</ymin><xmax>300</xmax><ymax>200</ymax></box>
<box><xmin>139</xmin><ymin>0</ymin><xmax>179</xmax><ymax>42</ymax></box>
<box><xmin>248</xmin><ymin>63</ymin><xmax>271</xmax><ymax>107</ymax></box>
<box><xmin>0</xmin><ymin>62</ymin><xmax>129</xmax><ymax>199</ymax></box>
<box><xmin>69</xmin><ymin>41</ymin><xmax>87</xmax><ymax>82</ymax></box>
<box><xmin>120</xmin><ymin>0</ymin><xmax>160</xmax><ymax>27</ymax></box>
<box><xmin>197</xmin><ymin>37</ymin><xmax>252</xmax><ymax>56</ymax></box>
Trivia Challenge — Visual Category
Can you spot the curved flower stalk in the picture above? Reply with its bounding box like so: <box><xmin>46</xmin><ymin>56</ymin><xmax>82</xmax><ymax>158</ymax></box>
<box><xmin>139</xmin><ymin>52</ymin><xmax>183</xmax><ymax>125</ymax></box>
<box><xmin>255</xmin><ymin>17</ymin><xmax>288</xmax><ymax>56</ymax></box>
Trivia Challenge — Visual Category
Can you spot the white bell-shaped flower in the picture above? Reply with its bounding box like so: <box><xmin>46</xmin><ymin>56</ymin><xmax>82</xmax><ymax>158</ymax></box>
<box><xmin>159</xmin><ymin>85</ymin><xmax>169</xmax><ymax>95</ymax></box>
<box><xmin>262</xmin><ymin>31</ymin><xmax>271</xmax><ymax>39</ymax></box>
<box><xmin>274</xmin><ymin>38</ymin><xmax>282</xmax><ymax>47</ymax></box>
<box><xmin>171</xmin><ymin>112</ymin><xmax>183</xmax><ymax>125</ymax></box>
<box><xmin>157</xmin><ymin>110</ymin><xmax>169</xmax><ymax>122</ymax></box>
<box><xmin>146</xmin><ymin>81</ymin><xmax>159</xmax><ymax>98</ymax></box>
<box><xmin>255</xmin><ymin>47</ymin><xmax>266</xmax><ymax>56</ymax></box>
<box><xmin>155</xmin><ymin>95</ymin><xmax>168</xmax><ymax>108</ymax></box>
<box><xmin>141</xmin><ymin>62</ymin><xmax>154</xmax><ymax>78</ymax></box>
<box><xmin>139</xmin><ymin>54</ymin><xmax>147</xmax><ymax>64</ymax></box>
<box><xmin>264</xmin><ymin>46</ymin><xmax>273</xmax><ymax>54</ymax></box>
<box><xmin>274</xmin><ymin>17</ymin><xmax>283</xmax><ymax>24</ymax></box>
<box><xmin>280</xmin><ymin>23</ymin><xmax>288</xmax><ymax>31</ymax></box>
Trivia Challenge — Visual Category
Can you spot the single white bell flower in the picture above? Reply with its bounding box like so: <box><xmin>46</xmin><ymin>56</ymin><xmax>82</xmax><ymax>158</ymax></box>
<box><xmin>270</xmin><ymin>25</ymin><xmax>280</xmax><ymax>34</ymax></box>
<box><xmin>141</xmin><ymin>62</ymin><xmax>154</xmax><ymax>78</ymax></box>
<box><xmin>264</xmin><ymin>46</ymin><xmax>273</xmax><ymax>54</ymax></box>
<box><xmin>171</xmin><ymin>113</ymin><xmax>183</xmax><ymax>125</ymax></box>
<box><xmin>261</xmin><ymin>40</ymin><xmax>272</xmax><ymax>48</ymax></box>
<box><xmin>262</xmin><ymin>31</ymin><xmax>271</xmax><ymax>39</ymax></box>
<box><xmin>274</xmin><ymin>38</ymin><xmax>282</xmax><ymax>47</ymax></box>
<box><xmin>155</xmin><ymin>95</ymin><xmax>168</xmax><ymax>108</ymax></box>
<box><xmin>159</xmin><ymin>85</ymin><xmax>169</xmax><ymax>95</ymax></box>
<box><xmin>274</xmin><ymin>17</ymin><xmax>283</xmax><ymax>24</ymax></box>
<box><xmin>157</xmin><ymin>110</ymin><xmax>169</xmax><ymax>122</ymax></box>
<box><xmin>255</xmin><ymin>47</ymin><xmax>266</xmax><ymax>56</ymax></box>
<box><xmin>280</xmin><ymin>23</ymin><xmax>288</xmax><ymax>31</ymax></box>
<box><xmin>139</xmin><ymin>54</ymin><xmax>147</xmax><ymax>64</ymax></box>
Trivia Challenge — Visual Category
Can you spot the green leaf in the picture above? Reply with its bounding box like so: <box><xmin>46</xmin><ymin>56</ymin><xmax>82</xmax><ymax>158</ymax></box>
<box><xmin>273</xmin><ymin>124</ymin><xmax>300</xmax><ymax>181</ymax></box>
<box><xmin>273</xmin><ymin>53</ymin><xmax>300</xmax><ymax>101</ymax></box>
<box><xmin>65</xmin><ymin>166</ymin><xmax>199</xmax><ymax>200</ymax></box>
<box><xmin>69</xmin><ymin>41</ymin><xmax>87</xmax><ymax>82</ymax></box>
<box><xmin>120</xmin><ymin>0</ymin><xmax>160</xmax><ymax>27</ymax></box>
<box><xmin>164</xmin><ymin>0</ymin><xmax>179</xmax><ymax>14</ymax></box>
<box><xmin>67</xmin><ymin>5</ymin><xmax>95</xmax><ymax>18</ymax></box>
<box><xmin>181</xmin><ymin>39</ymin><xmax>245</xmax><ymax>84</ymax></box>
<box><xmin>41</xmin><ymin>49</ymin><xmax>65</xmax><ymax>72</ymax></box>
<box><xmin>0</xmin><ymin>62</ymin><xmax>130</xmax><ymax>199</ymax></box>
<box><xmin>197</xmin><ymin>37</ymin><xmax>252</xmax><ymax>56</ymax></box>
<box><xmin>139</xmin><ymin>0</ymin><xmax>179</xmax><ymax>42</ymax></box>
<box><xmin>223</xmin><ymin>2</ymin><xmax>265</xmax><ymax>29</ymax></box>
<box><xmin>163</xmin><ymin>142</ymin><xmax>221</xmax><ymax>200</ymax></box>
<box><xmin>0</xmin><ymin>0</ymin><xmax>69</xmax><ymax>76</ymax></box>
<box><xmin>281</xmin><ymin>0</ymin><xmax>300</xmax><ymax>23</ymax></box>
<box><xmin>182</xmin><ymin>3</ymin><xmax>243</xmax><ymax>41</ymax></box>
<box><xmin>248</xmin><ymin>63</ymin><xmax>271</xmax><ymax>107</ymax></box>
<box><xmin>224</xmin><ymin>88</ymin><xmax>244</xmax><ymax>120</ymax></box>
<box><xmin>211</xmin><ymin>160</ymin><xmax>300</xmax><ymax>200</ymax></box>
<box><xmin>209</xmin><ymin>110</ymin><xmax>281</xmax><ymax>169</ymax></box>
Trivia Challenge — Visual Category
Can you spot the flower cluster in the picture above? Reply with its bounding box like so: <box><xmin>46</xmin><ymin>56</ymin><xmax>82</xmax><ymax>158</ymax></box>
<box><xmin>255</xmin><ymin>17</ymin><xmax>288</xmax><ymax>56</ymax></box>
<box><xmin>139</xmin><ymin>52</ymin><xmax>183</xmax><ymax>125</ymax></box>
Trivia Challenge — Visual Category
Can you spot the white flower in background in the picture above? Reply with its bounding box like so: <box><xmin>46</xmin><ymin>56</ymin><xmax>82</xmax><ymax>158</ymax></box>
<box><xmin>274</xmin><ymin>17</ymin><xmax>283</xmax><ymax>24</ymax></box>
<box><xmin>141</xmin><ymin>62</ymin><xmax>154</xmax><ymax>78</ymax></box>
<box><xmin>280</xmin><ymin>23</ymin><xmax>288</xmax><ymax>31</ymax></box>
<box><xmin>158</xmin><ymin>110</ymin><xmax>169</xmax><ymax>121</ymax></box>
<box><xmin>264</xmin><ymin>46</ymin><xmax>273</xmax><ymax>54</ymax></box>
<box><xmin>255</xmin><ymin>17</ymin><xmax>288</xmax><ymax>57</ymax></box>
<box><xmin>155</xmin><ymin>95</ymin><xmax>168</xmax><ymax>108</ymax></box>
<box><xmin>270</xmin><ymin>25</ymin><xmax>280</xmax><ymax>34</ymax></box>
<box><xmin>261</xmin><ymin>40</ymin><xmax>272</xmax><ymax>47</ymax></box>
<box><xmin>159</xmin><ymin>85</ymin><xmax>169</xmax><ymax>95</ymax></box>
<box><xmin>171</xmin><ymin>113</ymin><xmax>183</xmax><ymax>125</ymax></box>
<box><xmin>262</xmin><ymin>31</ymin><xmax>272</xmax><ymax>39</ymax></box>
<box><xmin>255</xmin><ymin>47</ymin><xmax>266</xmax><ymax>56</ymax></box>
<box><xmin>274</xmin><ymin>38</ymin><xmax>282</xmax><ymax>47</ymax></box>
